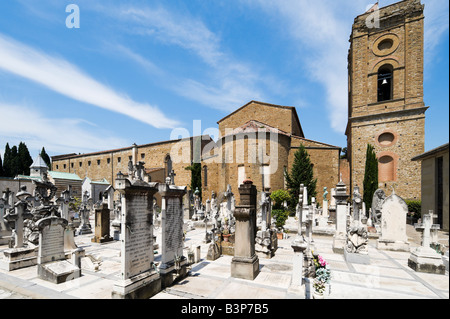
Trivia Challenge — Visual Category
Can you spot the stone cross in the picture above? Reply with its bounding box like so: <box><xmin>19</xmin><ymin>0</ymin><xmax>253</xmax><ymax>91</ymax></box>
<box><xmin>414</xmin><ymin>211</ymin><xmax>440</xmax><ymax>249</ymax></box>
<box><xmin>4</xmin><ymin>186</ymin><xmax>33</xmax><ymax>248</ymax></box>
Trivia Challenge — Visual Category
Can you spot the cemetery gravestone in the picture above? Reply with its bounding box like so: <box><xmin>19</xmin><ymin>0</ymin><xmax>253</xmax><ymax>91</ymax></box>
<box><xmin>112</xmin><ymin>174</ymin><xmax>161</xmax><ymax>299</ymax></box>
<box><xmin>159</xmin><ymin>178</ymin><xmax>188</xmax><ymax>288</ymax></box>
<box><xmin>376</xmin><ymin>190</ymin><xmax>410</xmax><ymax>252</ymax></box>
<box><xmin>408</xmin><ymin>211</ymin><xmax>445</xmax><ymax>274</ymax></box>
<box><xmin>37</xmin><ymin>215</ymin><xmax>81</xmax><ymax>284</ymax></box>
<box><xmin>0</xmin><ymin>187</ymin><xmax>38</xmax><ymax>271</ymax></box>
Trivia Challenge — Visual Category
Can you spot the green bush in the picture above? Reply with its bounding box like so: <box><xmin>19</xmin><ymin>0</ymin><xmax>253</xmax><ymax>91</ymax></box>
<box><xmin>272</xmin><ymin>209</ymin><xmax>290</xmax><ymax>230</ymax></box>
<box><xmin>270</xmin><ymin>189</ymin><xmax>291</xmax><ymax>210</ymax></box>
<box><xmin>406</xmin><ymin>200</ymin><xmax>421</xmax><ymax>219</ymax></box>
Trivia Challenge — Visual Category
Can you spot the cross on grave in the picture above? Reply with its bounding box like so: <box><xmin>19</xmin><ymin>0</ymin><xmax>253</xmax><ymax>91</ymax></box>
<box><xmin>415</xmin><ymin>210</ymin><xmax>440</xmax><ymax>249</ymax></box>
<box><xmin>2</xmin><ymin>188</ymin><xmax>13</xmax><ymax>206</ymax></box>
<box><xmin>4</xmin><ymin>186</ymin><xmax>34</xmax><ymax>248</ymax></box>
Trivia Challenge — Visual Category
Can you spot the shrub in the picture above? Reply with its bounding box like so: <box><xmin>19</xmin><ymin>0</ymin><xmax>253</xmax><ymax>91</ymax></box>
<box><xmin>272</xmin><ymin>209</ymin><xmax>290</xmax><ymax>230</ymax></box>
<box><xmin>406</xmin><ymin>200</ymin><xmax>421</xmax><ymax>219</ymax></box>
<box><xmin>270</xmin><ymin>189</ymin><xmax>291</xmax><ymax>210</ymax></box>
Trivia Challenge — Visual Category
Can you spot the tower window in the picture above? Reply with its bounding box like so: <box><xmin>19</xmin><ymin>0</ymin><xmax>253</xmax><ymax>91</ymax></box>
<box><xmin>377</xmin><ymin>65</ymin><xmax>393</xmax><ymax>102</ymax></box>
<box><xmin>378</xmin><ymin>155</ymin><xmax>395</xmax><ymax>182</ymax></box>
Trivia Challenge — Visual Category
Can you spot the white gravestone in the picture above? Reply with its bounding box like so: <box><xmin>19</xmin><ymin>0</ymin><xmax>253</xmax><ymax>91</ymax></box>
<box><xmin>112</xmin><ymin>176</ymin><xmax>161</xmax><ymax>299</ymax></box>
<box><xmin>37</xmin><ymin>215</ymin><xmax>81</xmax><ymax>284</ymax></box>
<box><xmin>376</xmin><ymin>191</ymin><xmax>410</xmax><ymax>252</ymax></box>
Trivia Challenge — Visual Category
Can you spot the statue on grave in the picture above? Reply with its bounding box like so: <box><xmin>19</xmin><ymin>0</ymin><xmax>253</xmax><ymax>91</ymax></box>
<box><xmin>371</xmin><ymin>189</ymin><xmax>386</xmax><ymax>224</ymax></box>
<box><xmin>323</xmin><ymin>187</ymin><xmax>328</xmax><ymax>201</ymax></box>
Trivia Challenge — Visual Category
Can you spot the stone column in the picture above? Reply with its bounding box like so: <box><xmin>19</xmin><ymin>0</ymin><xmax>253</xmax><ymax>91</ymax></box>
<box><xmin>332</xmin><ymin>180</ymin><xmax>349</xmax><ymax>254</ymax></box>
<box><xmin>231</xmin><ymin>180</ymin><xmax>259</xmax><ymax>280</ymax></box>
<box><xmin>91</xmin><ymin>203</ymin><xmax>113</xmax><ymax>243</ymax></box>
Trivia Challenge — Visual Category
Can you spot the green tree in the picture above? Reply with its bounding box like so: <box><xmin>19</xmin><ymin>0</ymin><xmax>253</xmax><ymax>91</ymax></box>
<box><xmin>185</xmin><ymin>162</ymin><xmax>202</xmax><ymax>199</ymax></box>
<box><xmin>363</xmin><ymin>144</ymin><xmax>378</xmax><ymax>213</ymax></box>
<box><xmin>18</xmin><ymin>142</ymin><xmax>33</xmax><ymax>175</ymax></box>
<box><xmin>0</xmin><ymin>152</ymin><xmax>4</xmax><ymax>177</ymax></box>
<box><xmin>2</xmin><ymin>143</ymin><xmax>12</xmax><ymax>177</ymax></box>
<box><xmin>9</xmin><ymin>145</ymin><xmax>19</xmax><ymax>177</ymax></box>
<box><xmin>40</xmin><ymin>147</ymin><xmax>51</xmax><ymax>169</ymax></box>
<box><xmin>284</xmin><ymin>144</ymin><xmax>317</xmax><ymax>209</ymax></box>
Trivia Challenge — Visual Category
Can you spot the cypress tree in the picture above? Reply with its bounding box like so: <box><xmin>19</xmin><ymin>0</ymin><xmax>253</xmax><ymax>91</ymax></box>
<box><xmin>0</xmin><ymin>152</ymin><xmax>4</xmax><ymax>177</ymax></box>
<box><xmin>3</xmin><ymin>143</ymin><xmax>12</xmax><ymax>177</ymax></box>
<box><xmin>18</xmin><ymin>142</ymin><xmax>33</xmax><ymax>175</ymax></box>
<box><xmin>285</xmin><ymin>144</ymin><xmax>317</xmax><ymax>209</ymax></box>
<box><xmin>363</xmin><ymin>144</ymin><xmax>379</xmax><ymax>213</ymax></box>
<box><xmin>185</xmin><ymin>162</ymin><xmax>202</xmax><ymax>199</ymax></box>
<box><xmin>9</xmin><ymin>145</ymin><xmax>19</xmax><ymax>177</ymax></box>
<box><xmin>40</xmin><ymin>147</ymin><xmax>51</xmax><ymax>170</ymax></box>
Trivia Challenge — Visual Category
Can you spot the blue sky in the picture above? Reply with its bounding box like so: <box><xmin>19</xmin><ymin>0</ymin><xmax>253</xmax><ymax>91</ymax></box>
<box><xmin>0</xmin><ymin>0</ymin><xmax>448</xmax><ymax>159</ymax></box>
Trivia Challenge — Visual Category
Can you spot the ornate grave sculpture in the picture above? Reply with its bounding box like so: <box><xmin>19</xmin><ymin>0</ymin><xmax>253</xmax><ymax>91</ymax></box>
<box><xmin>255</xmin><ymin>190</ymin><xmax>277</xmax><ymax>259</ymax></box>
<box><xmin>0</xmin><ymin>190</ymin><xmax>12</xmax><ymax>245</ymax></box>
<box><xmin>0</xmin><ymin>186</ymin><xmax>39</xmax><ymax>271</ymax></box>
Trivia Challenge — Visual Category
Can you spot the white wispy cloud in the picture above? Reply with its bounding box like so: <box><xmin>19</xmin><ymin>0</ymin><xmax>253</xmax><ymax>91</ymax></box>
<box><xmin>0</xmin><ymin>32</ymin><xmax>179</xmax><ymax>129</ymax></box>
<box><xmin>110</xmin><ymin>5</ymin><xmax>271</xmax><ymax>112</ymax></box>
<box><xmin>0</xmin><ymin>101</ymin><xmax>128</xmax><ymax>156</ymax></box>
<box><xmin>240</xmin><ymin>0</ymin><xmax>449</xmax><ymax>133</ymax></box>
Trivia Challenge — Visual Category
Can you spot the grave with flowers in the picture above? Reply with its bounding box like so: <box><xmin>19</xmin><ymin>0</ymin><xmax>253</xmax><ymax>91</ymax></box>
<box><xmin>311</xmin><ymin>252</ymin><xmax>331</xmax><ymax>299</ymax></box>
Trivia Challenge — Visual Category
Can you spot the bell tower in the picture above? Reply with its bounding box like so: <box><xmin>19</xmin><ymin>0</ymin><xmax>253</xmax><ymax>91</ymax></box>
<box><xmin>346</xmin><ymin>0</ymin><xmax>427</xmax><ymax>199</ymax></box>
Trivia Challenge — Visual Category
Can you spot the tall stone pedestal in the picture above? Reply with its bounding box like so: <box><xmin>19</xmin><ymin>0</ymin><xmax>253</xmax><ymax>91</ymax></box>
<box><xmin>91</xmin><ymin>203</ymin><xmax>113</xmax><ymax>243</ymax></box>
<box><xmin>231</xmin><ymin>181</ymin><xmax>260</xmax><ymax>281</ymax></box>
<box><xmin>112</xmin><ymin>176</ymin><xmax>161</xmax><ymax>299</ymax></box>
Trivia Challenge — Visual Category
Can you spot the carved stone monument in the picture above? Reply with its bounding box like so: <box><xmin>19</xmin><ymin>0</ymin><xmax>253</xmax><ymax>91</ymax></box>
<box><xmin>231</xmin><ymin>180</ymin><xmax>259</xmax><ymax>280</ymax></box>
<box><xmin>332</xmin><ymin>179</ymin><xmax>349</xmax><ymax>254</ymax></box>
<box><xmin>159</xmin><ymin>177</ymin><xmax>188</xmax><ymax>288</ymax></box>
<box><xmin>112</xmin><ymin>172</ymin><xmax>161</xmax><ymax>299</ymax></box>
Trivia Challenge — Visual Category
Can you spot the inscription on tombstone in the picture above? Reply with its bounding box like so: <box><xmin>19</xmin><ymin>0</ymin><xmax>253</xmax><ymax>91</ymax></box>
<box><xmin>125</xmin><ymin>192</ymin><xmax>153</xmax><ymax>278</ymax></box>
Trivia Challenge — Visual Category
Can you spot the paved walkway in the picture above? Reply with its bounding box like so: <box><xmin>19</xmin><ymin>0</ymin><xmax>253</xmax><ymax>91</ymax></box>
<box><xmin>0</xmin><ymin>218</ymin><xmax>448</xmax><ymax>300</ymax></box>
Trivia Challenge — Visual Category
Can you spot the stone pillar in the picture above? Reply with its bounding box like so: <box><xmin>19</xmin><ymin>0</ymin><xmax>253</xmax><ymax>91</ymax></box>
<box><xmin>231</xmin><ymin>180</ymin><xmax>259</xmax><ymax>280</ymax></box>
<box><xmin>112</xmin><ymin>175</ymin><xmax>161</xmax><ymax>299</ymax></box>
<box><xmin>158</xmin><ymin>179</ymin><xmax>188</xmax><ymax>288</ymax></box>
<box><xmin>91</xmin><ymin>203</ymin><xmax>113</xmax><ymax>243</ymax></box>
<box><xmin>332</xmin><ymin>180</ymin><xmax>349</xmax><ymax>254</ymax></box>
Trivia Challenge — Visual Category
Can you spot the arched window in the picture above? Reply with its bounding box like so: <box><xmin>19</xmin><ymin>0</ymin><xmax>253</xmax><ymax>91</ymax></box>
<box><xmin>377</xmin><ymin>65</ymin><xmax>393</xmax><ymax>102</ymax></box>
<box><xmin>164</xmin><ymin>154</ymin><xmax>172</xmax><ymax>179</ymax></box>
<box><xmin>378</xmin><ymin>155</ymin><xmax>395</xmax><ymax>182</ymax></box>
